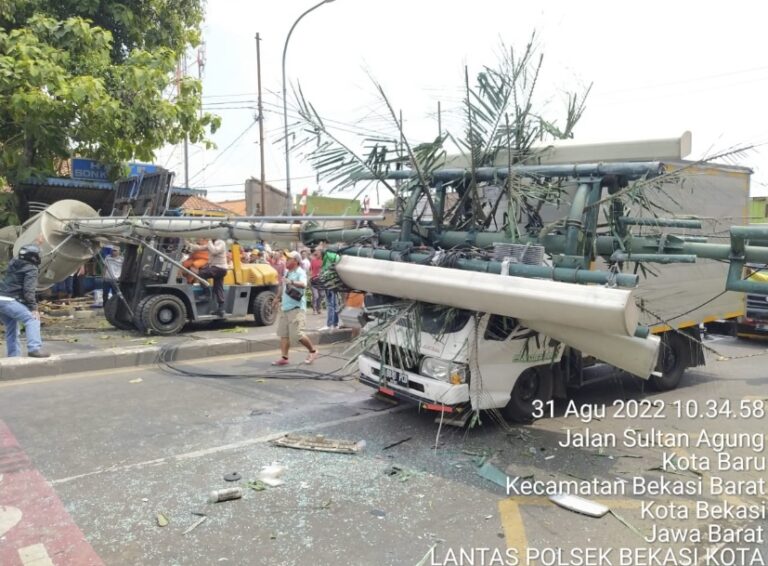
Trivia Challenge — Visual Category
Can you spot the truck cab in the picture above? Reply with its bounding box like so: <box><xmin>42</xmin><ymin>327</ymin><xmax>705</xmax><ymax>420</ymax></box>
<box><xmin>358</xmin><ymin>297</ymin><xmax>564</xmax><ymax>422</ymax></box>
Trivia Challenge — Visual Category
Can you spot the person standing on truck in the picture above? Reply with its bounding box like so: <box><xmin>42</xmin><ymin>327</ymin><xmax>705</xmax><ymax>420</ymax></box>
<box><xmin>271</xmin><ymin>250</ymin><xmax>318</xmax><ymax>366</ymax></box>
<box><xmin>188</xmin><ymin>238</ymin><xmax>228</xmax><ymax>317</ymax></box>
<box><xmin>0</xmin><ymin>245</ymin><xmax>50</xmax><ymax>358</ymax></box>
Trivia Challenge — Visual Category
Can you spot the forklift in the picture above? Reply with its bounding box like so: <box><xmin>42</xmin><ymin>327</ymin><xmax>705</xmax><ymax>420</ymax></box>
<box><xmin>103</xmin><ymin>171</ymin><xmax>279</xmax><ymax>335</ymax></box>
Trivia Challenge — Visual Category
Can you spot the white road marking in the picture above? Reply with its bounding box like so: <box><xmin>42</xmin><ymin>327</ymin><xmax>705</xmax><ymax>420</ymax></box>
<box><xmin>18</xmin><ymin>543</ymin><xmax>54</xmax><ymax>566</ymax></box>
<box><xmin>0</xmin><ymin>506</ymin><xmax>22</xmax><ymax>538</ymax></box>
<box><xmin>51</xmin><ymin>404</ymin><xmax>407</xmax><ymax>485</ymax></box>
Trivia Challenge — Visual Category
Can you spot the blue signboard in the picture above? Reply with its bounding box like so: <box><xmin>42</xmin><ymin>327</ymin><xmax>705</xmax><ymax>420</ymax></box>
<box><xmin>71</xmin><ymin>158</ymin><xmax>108</xmax><ymax>181</ymax></box>
<box><xmin>71</xmin><ymin>158</ymin><xmax>159</xmax><ymax>181</ymax></box>
<box><xmin>128</xmin><ymin>162</ymin><xmax>158</xmax><ymax>177</ymax></box>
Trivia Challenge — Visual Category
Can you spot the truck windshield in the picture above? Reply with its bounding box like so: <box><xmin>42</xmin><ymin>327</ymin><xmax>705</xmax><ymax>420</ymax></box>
<box><xmin>419</xmin><ymin>305</ymin><xmax>472</xmax><ymax>334</ymax></box>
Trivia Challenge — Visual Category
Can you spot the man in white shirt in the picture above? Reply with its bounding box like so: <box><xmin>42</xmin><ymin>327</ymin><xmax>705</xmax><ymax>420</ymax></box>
<box><xmin>102</xmin><ymin>247</ymin><xmax>123</xmax><ymax>301</ymax></box>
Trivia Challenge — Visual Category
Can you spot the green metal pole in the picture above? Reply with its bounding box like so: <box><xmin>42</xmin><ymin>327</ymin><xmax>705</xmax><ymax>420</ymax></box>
<box><xmin>339</xmin><ymin>246</ymin><xmax>638</xmax><ymax>287</ymax></box>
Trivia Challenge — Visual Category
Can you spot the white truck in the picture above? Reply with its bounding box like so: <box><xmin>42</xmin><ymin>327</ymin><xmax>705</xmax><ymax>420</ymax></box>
<box><xmin>356</xmin><ymin>159</ymin><xmax>751</xmax><ymax>422</ymax></box>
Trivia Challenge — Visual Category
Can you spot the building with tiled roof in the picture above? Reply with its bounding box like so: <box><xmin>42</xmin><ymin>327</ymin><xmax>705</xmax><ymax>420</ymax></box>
<box><xmin>217</xmin><ymin>199</ymin><xmax>247</xmax><ymax>216</ymax></box>
<box><xmin>180</xmin><ymin>195</ymin><xmax>233</xmax><ymax>216</ymax></box>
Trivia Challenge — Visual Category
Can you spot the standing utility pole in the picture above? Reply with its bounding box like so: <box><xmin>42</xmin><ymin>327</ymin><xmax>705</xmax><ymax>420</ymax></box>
<box><xmin>182</xmin><ymin>52</ymin><xmax>189</xmax><ymax>188</ymax></box>
<box><xmin>281</xmin><ymin>0</ymin><xmax>336</xmax><ymax>215</ymax></box>
<box><xmin>256</xmin><ymin>33</ymin><xmax>266</xmax><ymax>216</ymax></box>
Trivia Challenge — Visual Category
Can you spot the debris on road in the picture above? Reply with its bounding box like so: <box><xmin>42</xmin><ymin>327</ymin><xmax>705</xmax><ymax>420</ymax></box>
<box><xmin>548</xmin><ymin>494</ymin><xmax>609</xmax><ymax>518</ymax></box>
<box><xmin>219</xmin><ymin>326</ymin><xmax>247</xmax><ymax>334</ymax></box>
<box><xmin>183</xmin><ymin>516</ymin><xmax>207</xmax><ymax>535</ymax></box>
<box><xmin>256</xmin><ymin>463</ymin><xmax>285</xmax><ymax>487</ymax></box>
<box><xmin>223</xmin><ymin>472</ymin><xmax>241</xmax><ymax>482</ymax></box>
<box><xmin>246</xmin><ymin>480</ymin><xmax>267</xmax><ymax>492</ymax></box>
<box><xmin>382</xmin><ymin>437</ymin><xmax>412</xmax><ymax>450</ymax></box>
<box><xmin>415</xmin><ymin>544</ymin><xmax>437</xmax><ymax>566</ymax></box>
<box><xmin>156</xmin><ymin>512</ymin><xmax>169</xmax><ymax>527</ymax></box>
<box><xmin>208</xmin><ymin>487</ymin><xmax>243</xmax><ymax>503</ymax></box>
<box><xmin>476</xmin><ymin>461</ymin><xmax>508</xmax><ymax>488</ymax></box>
<box><xmin>271</xmin><ymin>433</ymin><xmax>366</xmax><ymax>454</ymax></box>
<box><xmin>609</xmin><ymin>509</ymin><xmax>644</xmax><ymax>539</ymax></box>
<box><xmin>129</xmin><ymin>378</ymin><xmax>143</xmax><ymax>384</ymax></box>
<box><xmin>383</xmin><ymin>465</ymin><xmax>413</xmax><ymax>482</ymax></box>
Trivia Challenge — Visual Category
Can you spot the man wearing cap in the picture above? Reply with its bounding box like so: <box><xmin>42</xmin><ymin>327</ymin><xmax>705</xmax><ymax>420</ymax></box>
<box><xmin>272</xmin><ymin>250</ymin><xmax>318</xmax><ymax>365</ymax></box>
<box><xmin>0</xmin><ymin>245</ymin><xmax>50</xmax><ymax>358</ymax></box>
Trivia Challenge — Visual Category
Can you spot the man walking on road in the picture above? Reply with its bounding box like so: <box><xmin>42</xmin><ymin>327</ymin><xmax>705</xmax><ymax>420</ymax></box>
<box><xmin>0</xmin><ymin>245</ymin><xmax>50</xmax><ymax>358</ymax></box>
<box><xmin>272</xmin><ymin>250</ymin><xmax>318</xmax><ymax>366</ymax></box>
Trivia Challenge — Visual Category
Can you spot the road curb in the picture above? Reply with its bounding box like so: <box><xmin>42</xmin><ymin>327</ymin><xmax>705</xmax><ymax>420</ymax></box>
<box><xmin>0</xmin><ymin>329</ymin><xmax>353</xmax><ymax>381</ymax></box>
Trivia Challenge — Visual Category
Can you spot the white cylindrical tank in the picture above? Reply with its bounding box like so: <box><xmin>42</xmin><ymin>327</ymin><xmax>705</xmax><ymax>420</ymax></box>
<box><xmin>521</xmin><ymin>320</ymin><xmax>660</xmax><ymax>379</ymax></box>
<box><xmin>14</xmin><ymin>200</ymin><xmax>100</xmax><ymax>289</ymax></box>
<box><xmin>334</xmin><ymin>255</ymin><xmax>640</xmax><ymax>336</ymax></box>
<box><xmin>65</xmin><ymin>217</ymin><xmax>302</xmax><ymax>245</ymax></box>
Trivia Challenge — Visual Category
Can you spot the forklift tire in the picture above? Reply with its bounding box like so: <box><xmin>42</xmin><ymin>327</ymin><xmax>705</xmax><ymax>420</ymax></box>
<box><xmin>650</xmin><ymin>332</ymin><xmax>688</xmax><ymax>391</ymax></box>
<box><xmin>103</xmin><ymin>295</ymin><xmax>135</xmax><ymax>331</ymax></box>
<box><xmin>502</xmin><ymin>366</ymin><xmax>554</xmax><ymax>423</ymax></box>
<box><xmin>138</xmin><ymin>294</ymin><xmax>188</xmax><ymax>336</ymax></box>
<box><xmin>252</xmin><ymin>290</ymin><xmax>277</xmax><ymax>326</ymax></box>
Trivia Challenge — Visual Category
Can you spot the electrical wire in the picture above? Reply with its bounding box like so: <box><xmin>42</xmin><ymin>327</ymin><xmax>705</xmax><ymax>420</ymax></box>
<box><xmin>154</xmin><ymin>343</ymin><xmax>356</xmax><ymax>381</ymax></box>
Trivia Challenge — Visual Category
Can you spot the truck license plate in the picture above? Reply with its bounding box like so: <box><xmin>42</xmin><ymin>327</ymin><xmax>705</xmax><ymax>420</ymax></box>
<box><xmin>381</xmin><ymin>365</ymin><xmax>409</xmax><ymax>387</ymax></box>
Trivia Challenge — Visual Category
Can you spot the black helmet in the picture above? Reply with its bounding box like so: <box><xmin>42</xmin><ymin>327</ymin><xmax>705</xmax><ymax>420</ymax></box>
<box><xmin>18</xmin><ymin>244</ymin><xmax>42</xmax><ymax>265</ymax></box>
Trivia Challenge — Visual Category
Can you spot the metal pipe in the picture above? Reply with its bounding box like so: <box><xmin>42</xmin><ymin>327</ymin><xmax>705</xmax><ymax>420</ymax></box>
<box><xmin>65</xmin><ymin>218</ymin><xmax>303</xmax><ymax>243</ymax></box>
<box><xmin>340</xmin><ymin>246</ymin><xmax>639</xmax><ymax>287</ymax></box>
<box><xmin>60</xmin><ymin>214</ymin><xmax>384</xmax><ymax>223</ymax></box>
<box><xmin>564</xmin><ymin>182</ymin><xmax>590</xmax><ymax>256</ymax></box>
<box><xmin>355</xmin><ymin>161</ymin><xmax>665</xmax><ymax>182</ymax></box>
<box><xmin>618</xmin><ymin>217</ymin><xmax>703</xmax><ymax>229</ymax></box>
<box><xmin>611</xmin><ymin>253</ymin><xmax>697</xmax><ymax>264</ymax></box>
<box><xmin>302</xmin><ymin>227</ymin><xmax>376</xmax><ymax>244</ymax></box>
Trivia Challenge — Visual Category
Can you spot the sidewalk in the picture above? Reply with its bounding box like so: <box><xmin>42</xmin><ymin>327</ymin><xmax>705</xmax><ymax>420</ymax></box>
<box><xmin>0</xmin><ymin>310</ymin><xmax>352</xmax><ymax>381</ymax></box>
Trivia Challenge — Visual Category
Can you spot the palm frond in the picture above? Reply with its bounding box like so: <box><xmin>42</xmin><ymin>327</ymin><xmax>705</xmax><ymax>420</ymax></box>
<box><xmin>289</xmin><ymin>83</ymin><xmax>399</xmax><ymax>196</ymax></box>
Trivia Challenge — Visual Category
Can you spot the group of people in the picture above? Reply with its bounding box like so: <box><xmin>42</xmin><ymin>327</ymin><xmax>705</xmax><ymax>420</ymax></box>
<box><xmin>0</xmin><ymin>237</ymin><xmax>343</xmax><ymax>364</ymax></box>
<box><xmin>266</xmin><ymin>247</ymin><xmax>340</xmax><ymax>328</ymax></box>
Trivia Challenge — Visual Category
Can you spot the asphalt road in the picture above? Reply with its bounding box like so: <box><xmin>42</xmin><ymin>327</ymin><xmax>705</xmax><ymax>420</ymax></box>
<box><xmin>2</xmin><ymin>334</ymin><xmax>768</xmax><ymax>565</ymax></box>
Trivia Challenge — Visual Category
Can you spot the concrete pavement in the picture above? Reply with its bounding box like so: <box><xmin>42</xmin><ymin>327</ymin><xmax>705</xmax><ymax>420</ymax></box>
<box><xmin>0</xmin><ymin>310</ymin><xmax>351</xmax><ymax>381</ymax></box>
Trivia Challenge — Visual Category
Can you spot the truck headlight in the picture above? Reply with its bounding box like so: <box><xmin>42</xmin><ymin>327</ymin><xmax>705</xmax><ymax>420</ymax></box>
<box><xmin>420</xmin><ymin>357</ymin><xmax>467</xmax><ymax>384</ymax></box>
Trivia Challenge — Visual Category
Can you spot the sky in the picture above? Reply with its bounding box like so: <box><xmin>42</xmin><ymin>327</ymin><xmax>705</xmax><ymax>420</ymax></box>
<box><xmin>156</xmin><ymin>1</ymin><xmax>768</xmax><ymax>205</ymax></box>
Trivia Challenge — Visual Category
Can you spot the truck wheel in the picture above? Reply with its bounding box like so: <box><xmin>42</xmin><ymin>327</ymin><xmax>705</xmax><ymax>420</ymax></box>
<box><xmin>502</xmin><ymin>367</ymin><xmax>554</xmax><ymax>423</ymax></box>
<box><xmin>139</xmin><ymin>294</ymin><xmax>187</xmax><ymax>336</ymax></box>
<box><xmin>104</xmin><ymin>295</ymin><xmax>135</xmax><ymax>331</ymax></box>
<box><xmin>252</xmin><ymin>291</ymin><xmax>277</xmax><ymax>326</ymax></box>
<box><xmin>650</xmin><ymin>332</ymin><xmax>688</xmax><ymax>391</ymax></box>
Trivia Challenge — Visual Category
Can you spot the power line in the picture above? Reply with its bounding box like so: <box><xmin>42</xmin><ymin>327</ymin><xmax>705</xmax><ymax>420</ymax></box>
<box><xmin>187</xmin><ymin>121</ymin><xmax>257</xmax><ymax>185</ymax></box>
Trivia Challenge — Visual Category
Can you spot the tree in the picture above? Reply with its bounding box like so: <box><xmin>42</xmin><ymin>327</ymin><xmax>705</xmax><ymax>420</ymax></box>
<box><xmin>0</xmin><ymin>1</ymin><xmax>219</xmax><ymax>218</ymax></box>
